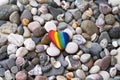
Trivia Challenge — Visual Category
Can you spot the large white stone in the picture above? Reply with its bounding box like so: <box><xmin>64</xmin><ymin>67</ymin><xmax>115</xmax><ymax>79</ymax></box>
<box><xmin>0</xmin><ymin>0</ymin><xmax>9</xmax><ymax>6</ymax></box>
<box><xmin>47</xmin><ymin>47</ymin><xmax>60</xmax><ymax>56</ymax></box>
<box><xmin>7</xmin><ymin>44</ymin><xmax>17</xmax><ymax>55</ymax></box>
<box><xmin>65</xmin><ymin>42</ymin><xmax>78</xmax><ymax>54</ymax></box>
<box><xmin>108</xmin><ymin>0</ymin><xmax>120</xmax><ymax>6</ymax></box>
<box><xmin>8</xmin><ymin>33</ymin><xmax>24</xmax><ymax>47</ymax></box>
<box><xmin>44</xmin><ymin>21</ymin><xmax>57</xmax><ymax>32</ymax></box>
<box><xmin>24</xmin><ymin>38</ymin><xmax>35</xmax><ymax>51</ymax></box>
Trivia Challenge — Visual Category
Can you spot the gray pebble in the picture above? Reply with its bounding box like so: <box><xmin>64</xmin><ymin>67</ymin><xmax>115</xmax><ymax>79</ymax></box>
<box><xmin>58</xmin><ymin>22</ymin><xmax>68</xmax><ymax>31</ymax></box>
<box><xmin>0</xmin><ymin>37</ymin><xmax>7</xmax><ymax>47</ymax></box>
<box><xmin>39</xmin><ymin>54</ymin><xmax>49</xmax><ymax>66</ymax></box>
<box><xmin>100</xmin><ymin>51</ymin><xmax>106</xmax><ymax>58</ymax></box>
<box><xmin>114</xmin><ymin>76</ymin><xmax>120</xmax><ymax>80</ymax></box>
<box><xmin>68</xmin><ymin>9</ymin><xmax>81</xmax><ymax>20</ymax></box>
<box><xmin>98</xmin><ymin>31</ymin><xmax>111</xmax><ymax>43</ymax></box>
<box><xmin>65</xmin><ymin>12</ymin><xmax>73</xmax><ymax>23</ymax></box>
<box><xmin>18</xmin><ymin>0</ymin><xmax>29</xmax><ymax>5</ymax></box>
<box><xmin>0</xmin><ymin>68</ymin><xmax>5</xmax><ymax>77</ymax></box>
<box><xmin>79</xmin><ymin>44</ymin><xmax>90</xmax><ymax>53</ymax></box>
<box><xmin>0</xmin><ymin>5</ymin><xmax>19</xmax><ymax>20</ymax></box>
<box><xmin>6</xmin><ymin>58</ymin><xmax>16</xmax><ymax>69</ymax></box>
<box><xmin>41</xmin><ymin>64</ymin><xmax>52</xmax><ymax>73</ymax></box>
<box><xmin>90</xmin><ymin>43</ymin><xmax>102</xmax><ymax>58</ymax></box>
<box><xmin>11</xmin><ymin>66</ymin><xmax>18</xmax><ymax>74</ymax></box>
<box><xmin>29</xmin><ymin>0</ymin><xmax>38</xmax><ymax>7</ymax></box>
<box><xmin>0</xmin><ymin>45</ymin><xmax>7</xmax><ymax>54</ymax></box>
<box><xmin>17</xmin><ymin>25</ymin><xmax>24</xmax><ymax>35</ymax></box>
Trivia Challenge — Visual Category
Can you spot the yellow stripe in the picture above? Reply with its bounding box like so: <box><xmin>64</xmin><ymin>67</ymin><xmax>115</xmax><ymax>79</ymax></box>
<box><xmin>54</xmin><ymin>32</ymin><xmax>61</xmax><ymax>49</ymax></box>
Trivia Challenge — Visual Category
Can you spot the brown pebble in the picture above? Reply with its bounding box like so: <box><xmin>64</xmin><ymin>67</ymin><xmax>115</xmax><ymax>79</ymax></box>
<box><xmin>82</xmin><ymin>33</ymin><xmax>91</xmax><ymax>40</ymax></box>
<box><xmin>40</xmin><ymin>33</ymin><xmax>50</xmax><ymax>44</ymax></box>
<box><xmin>33</xmin><ymin>27</ymin><xmax>46</xmax><ymax>37</ymax></box>
<box><xmin>15</xmin><ymin>71</ymin><xmax>27</xmax><ymax>80</ymax></box>
<box><xmin>85</xmin><ymin>58</ymin><xmax>93</xmax><ymax>69</ymax></box>
<box><xmin>100</xmin><ymin>56</ymin><xmax>111</xmax><ymax>70</ymax></box>
<box><xmin>66</xmin><ymin>72</ymin><xmax>74</xmax><ymax>80</ymax></box>
<box><xmin>35</xmin><ymin>76</ymin><xmax>47</xmax><ymax>80</ymax></box>
<box><xmin>94</xmin><ymin>59</ymin><xmax>102</xmax><ymax>66</ymax></box>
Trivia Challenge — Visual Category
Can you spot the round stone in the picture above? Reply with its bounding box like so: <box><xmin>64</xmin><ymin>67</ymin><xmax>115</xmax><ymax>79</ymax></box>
<box><xmin>76</xmin><ymin>27</ymin><xmax>82</xmax><ymax>34</ymax></box>
<box><xmin>11</xmin><ymin>66</ymin><xmax>18</xmax><ymax>74</ymax></box>
<box><xmin>47</xmin><ymin>47</ymin><xmax>60</xmax><ymax>56</ymax></box>
<box><xmin>80</xmin><ymin>54</ymin><xmax>91</xmax><ymax>63</ymax></box>
<box><xmin>66</xmin><ymin>72</ymin><xmax>74</xmax><ymax>80</ymax></box>
<box><xmin>89</xmin><ymin>65</ymin><xmax>100</xmax><ymax>74</ymax></box>
<box><xmin>31</xmin><ymin>8</ymin><xmax>37</xmax><ymax>15</ymax></box>
<box><xmin>81</xmin><ymin>64</ymin><xmax>89</xmax><ymax>71</ymax></box>
<box><xmin>81</xmin><ymin>20</ymin><xmax>99</xmax><ymax>36</ymax></box>
<box><xmin>105</xmin><ymin>14</ymin><xmax>115</xmax><ymax>25</ymax></box>
<box><xmin>15</xmin><ymin>71</ymin><xmax>27</xmax><ymax>80</ymax></box>
<box><xmin>24</xmin><ymin>38</ymin><xmax>36</xmax><ymax>51</ymax></box>
<box><xmin>44</xmin><ymin>21</ymin><xmax>57</xmax><ymax>32</ymax></box>
<box><xmin>65</xmin><ymin>42</ymin><xmax>78</xmax><ymax>54</ymax></box>
<box><xmin>100</xmin><ymin>39</ymin><xmax>108</xmax><ymax>48</ymax></box>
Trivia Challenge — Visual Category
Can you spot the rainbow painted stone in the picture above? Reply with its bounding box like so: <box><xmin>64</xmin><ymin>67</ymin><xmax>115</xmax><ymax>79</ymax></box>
<box><xmin>48</xmin><ymin>30</ymin><xmax>69</xmax><ymax>50</ymax></box>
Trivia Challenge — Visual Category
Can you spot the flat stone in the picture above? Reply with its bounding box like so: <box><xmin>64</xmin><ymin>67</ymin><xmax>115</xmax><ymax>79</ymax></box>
<box><xmin>11</xmin><ymin>66</ymin><xmax>18</xmax><ymax>74</ymax></box>
<box><xmin>76</xmin><ymin>69</ymin><xmax>86</xmax><ymax>80</ymax></box>
<box><xmin>40</xmin><ymin>13</ymin><xmax>53</xmax><ymax>21</ymax></box>
<box><xmin>0</xmin><ymin>22</ymin><xmax>17</xmax><ymax>34</ymax></box>
<box><xmin>81</xmin><ymin>20</ymin><xmax>99</xmax><ymax>36</ymax></box>
<box><xmin>16</xmin><ymin>47</ymin><xmax>28</xmax><ymax>57</ymax></box>
<box><xmin>17</xmin><ymin>25</ymin><xmax>24</xmax><ymax>35</ymax></box>
<box><xmin>33</xmin><ymin>16</ymin><xmax>44</xmax><ymax>25</ymax></box>
<box><xmin>8</xmin><ymin>33</ymin><xmax>24</xmax><ymax>47</ymax></box>
<box><xmin>24</xmin><ymin>38</ymin><xmax>35</xmax><ymax>51</ymax></box>
<box><xmin>47</xmin><ymin>47</ymin><xmax>60</xmax><ymax>57</ymax></box>
<box><xmin>0</xmin><ymin>5</ymin><xmax>19</xmax><ymax>20</ymax></box>
<box><xmin>99</xmin><ymin>71</ymin><xmax>110</xmax><ymax>80</ymax></box>
<box><xmin>56</xmin><ymin>75</ymin><xmax>67</xmax><ymax>80</ymax></box>
<box><xmin>109</xmin><ymin>27</ymin><xmax>120</xmax><ymax>39</ymax></box>
<box><xmin>89</xmin><ymin>65</ymin><xmax>100</xmax><ymax>74</ymax></box>
<box><xmin>65</xmin><ymin>42</ymin><xmax>78</xmax><ymax>54</ymax></box>
<box><xmin>6</xmin><ymin>58</ymin><xmax>16</xmax><ymax>69</ymax></box>
<box><xmin>80</xmin><ymin>54</ymin><xmax>91</xmax><ymax>63</ymax></box>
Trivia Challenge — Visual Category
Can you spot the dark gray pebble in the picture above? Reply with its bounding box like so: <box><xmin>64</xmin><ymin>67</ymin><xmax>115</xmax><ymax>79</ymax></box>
<box><xmin>109</xmin><ymin>27</ymin><xmax>120</xmax><ymax>39</ymax></box>
<box><xmin>100</xmin><ymin>51</ymin><xmax>106</xmax><ymax>58</ymax></box>
<box><xmin>20</xmin><ymin>10</ymin><xmax>32</xmax><ymax>21</ymax></box>
<box><xmin>0</xmin><ymin>5</ymin><xmax>19</xmax><ymax>20</ymax></box>
<box><xmin>0</xmin><ymin>52</ymin><xmax>8</xmax><ymax>61</ymax></box>
<box><xmin>0</xmin><ymin>37</ymin><xmax>7</xmax><ymax>47</ymax></box>
<box><xmin>48</xmin><ymin>6</ymin><xmax>65</xmax><ymax>19</ymax></box>
<box><xmin>17</xmin><ymin>25</ymin><xmax>24</xmax><ymax>35</ymax></box>
<box><xmin>58</xmin><ymin>22</ymin><xmax>68</xmax><ymax>31</ymax></box>
<box><xmin>0</xmin><ymin>45</ymin><xmax>7</xmax><ymax>54</ymax></box>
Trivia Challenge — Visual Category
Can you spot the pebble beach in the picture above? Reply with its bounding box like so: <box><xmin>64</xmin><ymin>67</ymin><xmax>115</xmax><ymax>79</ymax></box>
<box><xmin>0</xmin><ymin>0</ymin><xmax>120</xmax><ymax>80</ymax></box>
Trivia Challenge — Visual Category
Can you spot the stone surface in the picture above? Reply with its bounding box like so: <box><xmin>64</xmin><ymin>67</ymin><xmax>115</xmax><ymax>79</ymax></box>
<box><xmin>15</xmin><ymin>71</ymin><xmax>27</xmax><ymax>80</ymax></box>
<box><xmin>16</xmin><ymin>47</ymin><xmax>28</xmax><ymax>57</ymax></box>
<box><xmin>9</xmin><ymin>11</ymin><xmax>20</xmax><ymax>24</ymax></box>
<box><xmin>81</xmin><ymin>20</ymin><xmax>99</xmax><ymax>36</ymax></box>
<box><xmin>65</xmin><ymin>42</ymin><xmax>78</xmax><ymax>54</ymax></box>
<box><xmin>56</xmin><ymin>75</ymin><xmax>67</xmax><ymax>80</ymax></box>
<box><xmin>0</xmin><ymin>5</ymin><xmax>19</xmax><ymax>20</ymax></box>
<box><xmin>76</xmin><ymin>69</ymin><xmax>86</xmax><ymax>80</ymax></box>
<box><xmin>5</xmin><ymin>70</ymin><xmax>13</xmax><ymax>80</ymax></box>
<box><xmin>0</xmin><ymin>22</ymin><xmax>18</xmax><ymax>34</ymax></box>
<box><xmin>73</xmin><ymin>35</ymin><xmax>86</xmax><ymax>45</ymax></box>
<box><xmin>47</xmin><ymin>47</ymin><xmax>60</xmax><ymax>56</ymax></box>
<box><xmin>99</xmin><ymin>71</ymin><xmax>110</xmax><ymax>80</ymax></box>
<box><xmin>0</xmin><ymin>37</ymin><xmax>7</xmax><ymax>47</ymax></box>
<box><xmin>7</xmin><ymin>44</ymin><xmax>17</xmax><ymax>55</ymax></box>
<box><xmin>105</xmin><ymin>14</ymin><xmax>115</xmax><ymax>25</ymax></box>
<box><xmin>89</xmin><ymin>65</ymin><xmax>100</xmax><ymax>74</ymax></box>
<box><xmin>8</xmin><ymin>33</ymin><xmax>24</xmax><ymax>47</ymax></box>
<box><xmin>24</xmin><ymin>38</ymin><xmax>35</xmax><ymax>51</ymax></box>
<box><xmin>80</xmin><ymin>54</ymin><xmax>91</xmax><ymax>63</ymax></box>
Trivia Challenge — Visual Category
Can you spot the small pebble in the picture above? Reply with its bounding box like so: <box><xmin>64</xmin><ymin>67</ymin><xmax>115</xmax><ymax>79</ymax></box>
<box><xmin>76</xmin><ymin>69</ymin><xmax>86</xmax><ymax>80</ymax></box>
<box><xmin>110</xmin><ymin>49</ymin><xmax>118</xmax><ymax>56</ymax></box>
<box><xmin>66</xmin><ymin>72</ymin><xmax>74</xmax><ymax>80</ymax></box>
<box><xmin>11</xmin><ymin>66</ymin><xmax>18</xmax><ymax>74</ymax></box>
<box><xmin>99</xmin><ymin>71</ymin><xmax>110</xmax><ymax>80</ymax></box>
<box><xmin>16</xmin><ymin>47</ymin><xmax>28</xmax><ymax>57</ymax></box>
<box><xmin>89</xmin><ymin>65</ymin><xmax>100</xmax><ymax>74</ymax></box>
<box><xmin>80</xmin><ymin>54</ymin><xmax>91</xmax><ymax>63</ymax></box>
<box><xmin>56</xmin><ymin>75</ymin><xmax>67</xmax><ymax>80</ymax></box>
<box><xmin>112</xmin><ymin>40</ymin><xmax>118</xmax><ymax>47</ymax></box>
<box><xmin>7</xmin><ymin>44</ymin><xmax>17</xmax><ymax>55</ymax></box>
<box><xmin>109</xmin><ymin>67</ymin><xmax>117</xmax><ymax>77</ymax></box>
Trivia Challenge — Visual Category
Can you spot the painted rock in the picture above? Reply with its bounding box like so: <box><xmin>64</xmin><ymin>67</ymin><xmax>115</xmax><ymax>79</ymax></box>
<box><xmin>48</xmin><ymin>30</ymin><xmax>69</xmax><ymax>50</ymax></box>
